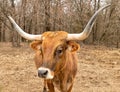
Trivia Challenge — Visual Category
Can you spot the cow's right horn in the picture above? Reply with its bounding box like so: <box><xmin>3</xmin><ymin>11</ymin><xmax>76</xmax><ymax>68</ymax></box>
<box><xmin>67</xmin><ymin>4</ymin><xmax>110</xmax><ymax>41</ymax></box>
<box><xmin>8</xmin><ymin>16</ymin><xmax>42</xmax><ymax>40</ymax></box>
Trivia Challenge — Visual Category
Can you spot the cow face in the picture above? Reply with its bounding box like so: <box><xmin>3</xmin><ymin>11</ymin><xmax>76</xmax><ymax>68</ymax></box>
<box><xmin>30</xmin><ymin>31</ymin><xmax>79</xmax><ymax>79</ymax></box>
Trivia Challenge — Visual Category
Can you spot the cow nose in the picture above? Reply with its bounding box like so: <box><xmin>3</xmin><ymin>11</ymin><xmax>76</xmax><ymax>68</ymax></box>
<box><xmin>38</xmin><ymin>69</ymin><xmax>48</xmax><ymax>78</ymax></box>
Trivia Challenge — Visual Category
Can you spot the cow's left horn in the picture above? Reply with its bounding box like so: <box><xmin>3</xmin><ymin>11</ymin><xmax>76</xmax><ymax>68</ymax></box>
<box><xmin>8</xmin><ymin>16</ymin><xmax>42</xmax><ymax>40</ymax></box>
<box><xmin>67</xmin><ymin>4</ymin><xmax>110</xmax><ymax>40</ymax></box>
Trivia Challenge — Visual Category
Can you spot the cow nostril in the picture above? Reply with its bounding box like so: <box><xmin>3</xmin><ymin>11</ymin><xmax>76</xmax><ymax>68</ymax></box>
<box><xmin>43</xmin><ymin>70</ymin><xmax>48</xmax><ymax>75</ymax></box>
<box><xmin>38</xmin><ymin>69</ymin><xmax>48</xmax><ymax>78</ymax></box>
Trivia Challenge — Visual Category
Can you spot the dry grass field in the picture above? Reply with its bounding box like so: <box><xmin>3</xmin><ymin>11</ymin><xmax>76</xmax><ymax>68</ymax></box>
<box><xmin>0</xmin><ymin>43</ymin><xmax>120</xmax><ymax>92</ymax></box>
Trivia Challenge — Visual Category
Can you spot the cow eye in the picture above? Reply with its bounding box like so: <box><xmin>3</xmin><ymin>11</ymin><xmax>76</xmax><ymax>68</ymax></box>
<box><xmin>57</xmin><ymin>49</ymin><xmax>63</xmax><ymax>54</ymax></box>
<box><xmin>55</xmin><ymin>46</ymin><xmax>63</xmax><ymax>56</ymax></box>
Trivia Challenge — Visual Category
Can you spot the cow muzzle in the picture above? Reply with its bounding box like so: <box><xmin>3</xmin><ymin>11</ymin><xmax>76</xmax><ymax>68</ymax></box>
<box><xmin>38</xmin><ymin>67</ymin><xmax>54</xmax><ymax>79</ymax></box>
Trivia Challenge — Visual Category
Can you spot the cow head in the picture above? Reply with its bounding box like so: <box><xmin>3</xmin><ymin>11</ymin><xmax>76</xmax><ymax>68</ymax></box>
<box><xmin>7</xmin><ymin>5</ymin><xmax>110</xmax><ymax>79</ymax></box>
<box><xmin>30</xmin><ymin>31</ymin><xmax>79</xmax><ymax>79</ymax></box>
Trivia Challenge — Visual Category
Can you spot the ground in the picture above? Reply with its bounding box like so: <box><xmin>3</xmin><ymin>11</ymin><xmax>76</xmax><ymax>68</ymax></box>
<box><xmin>0</xmin><ymin>42</ymin><xmax>120</xmax><ymax>92</ymax></box>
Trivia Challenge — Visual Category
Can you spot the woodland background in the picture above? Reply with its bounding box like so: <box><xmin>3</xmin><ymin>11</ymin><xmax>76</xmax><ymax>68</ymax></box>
<box><xmin>0</xmin><ymin>1</ymin><xmax>120</xmax><ymax>91</ymax></box>
<box><xmin>0</xmin><ymin>0</ymin><xmax>120</xmax><ymax>48</ymax></box>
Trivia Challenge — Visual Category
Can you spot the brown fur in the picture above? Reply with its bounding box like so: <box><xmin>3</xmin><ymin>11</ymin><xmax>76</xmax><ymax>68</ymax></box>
<box><xmin>30</xmin><ymin>31</ymin><xmax>80</xmax><ymax>92</ymax></box>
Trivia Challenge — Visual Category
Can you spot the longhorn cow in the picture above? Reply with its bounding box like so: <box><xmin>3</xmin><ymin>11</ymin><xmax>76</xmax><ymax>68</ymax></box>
<box><xmin>8</xmin><ymin>5</ymin><xmax>110</xmax><ymax>92</ymax></box>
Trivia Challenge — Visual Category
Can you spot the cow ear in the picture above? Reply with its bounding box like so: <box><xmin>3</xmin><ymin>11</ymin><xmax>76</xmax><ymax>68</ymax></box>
<box><xmin>30</xmin><ymin>41</ymin><xmax>42</xmax><ymax>51</ymax></box>
<box><xmin>67</xmin><ymin>41</ymin><xmax>80</xmax><ymax>52</ymax></box>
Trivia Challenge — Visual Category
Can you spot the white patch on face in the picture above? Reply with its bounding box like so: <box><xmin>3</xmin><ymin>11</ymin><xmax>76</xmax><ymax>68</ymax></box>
<box><xmin>42</xmin><ymin>37</ymin><xmax>45</xmax><ymax>40</ymax></box>
<box><xmin>38</xmin><ymin>67</ymin><xmax>54</xmax><ymax>79</ymax></box>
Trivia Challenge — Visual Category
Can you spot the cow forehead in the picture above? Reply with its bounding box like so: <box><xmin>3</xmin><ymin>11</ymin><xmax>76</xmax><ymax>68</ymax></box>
<box><xmin>41</xmin><ymin>31</ymin><xmax>68</xmax><ymax>50</ymax></box>
<box><xmin>40</xmin><ymin>31</ymin><xmax>68</xmax><ymax>60</ymax></box>
<box><xmin>42</xmin><ymin>31</ymin><xmax>68</xmax><ymax>41</ymax></box>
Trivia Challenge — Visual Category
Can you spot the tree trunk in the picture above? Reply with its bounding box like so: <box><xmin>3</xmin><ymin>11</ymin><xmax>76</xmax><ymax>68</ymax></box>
<box><xmin>11</xmin><ymin>0</ymin><xmax>21</xmax><ymax>47</ymax></box>
<box><xmin>44</xmin><ymin>0</ymin><xmax>51</xmax><ymax>31</ymax></box>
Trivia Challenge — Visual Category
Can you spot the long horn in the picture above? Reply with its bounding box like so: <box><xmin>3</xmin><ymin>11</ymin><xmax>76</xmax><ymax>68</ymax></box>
<box><xmin>67</xmin><ymin>4</ymin><xmax>110</xmax><ymax>40</ymax></box>
<box><xmin>8</xmin><ymin>16</ymin><xmax>42</xmax><ymax>40</ymax></box>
